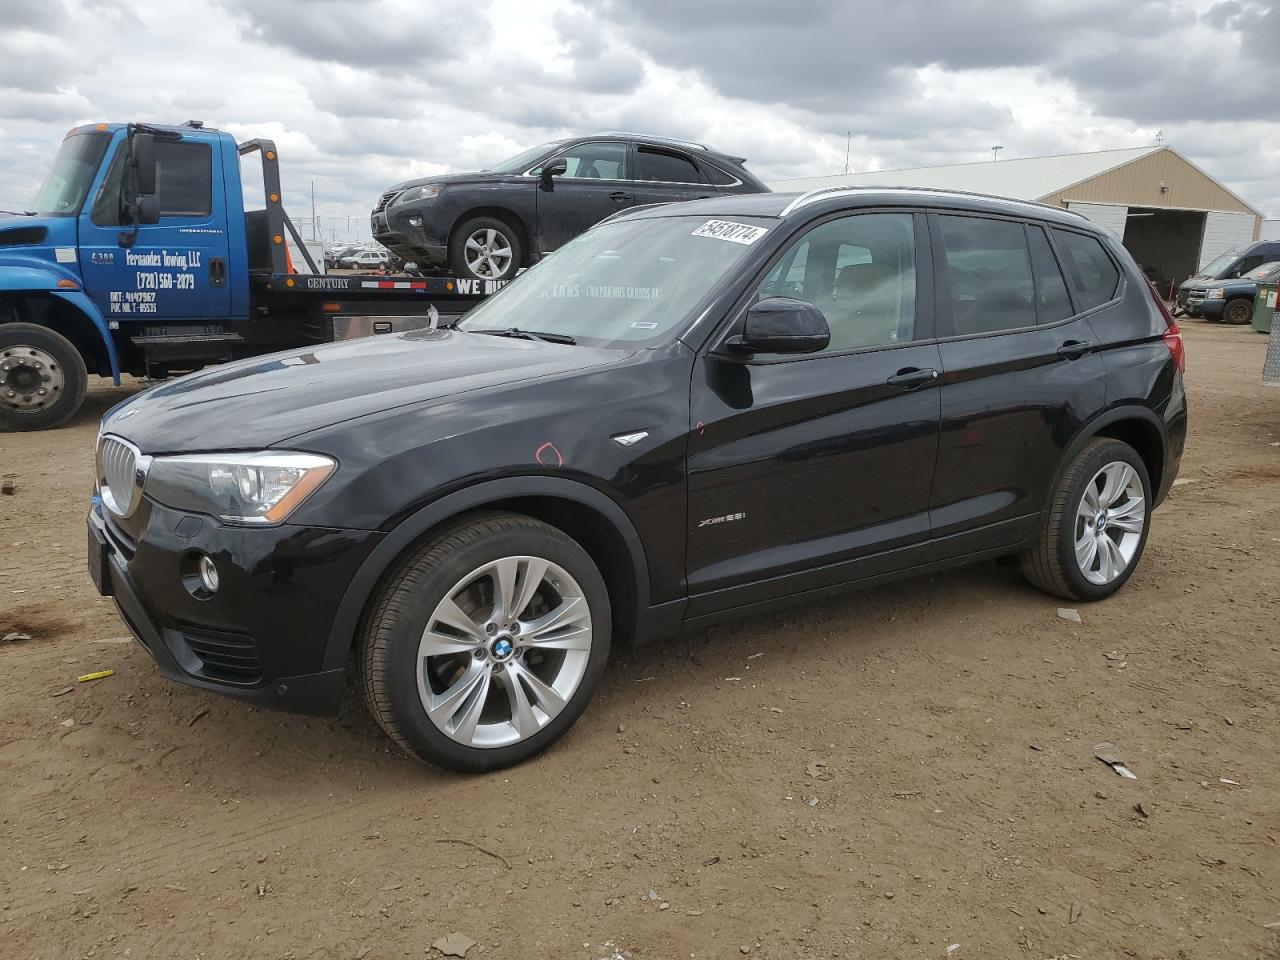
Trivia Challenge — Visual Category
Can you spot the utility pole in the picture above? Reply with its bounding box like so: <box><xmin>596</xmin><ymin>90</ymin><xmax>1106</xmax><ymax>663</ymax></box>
<box><xmin>991</xmin><ymin>145</ymin><xmax>1004</xmax><ymax>162</ymax></box>
<box><xmin>844</xmin><ymin>130</ymin><xmax>852</xmax><ymax>175</ymax></box>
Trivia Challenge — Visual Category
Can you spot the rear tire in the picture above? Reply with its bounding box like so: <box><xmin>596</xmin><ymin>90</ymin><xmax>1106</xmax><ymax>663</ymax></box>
<box><xmin>448</xmin><ymin>216</ymin><xmax>522</xmax><ymax>283</ymax></box>
<box><xmin>1021</xmin><ymin>438</ymin><xmax>1152</xmax><ymax>602</ymax></box>
<box><xmin>0</xmin><ymin>322</ymin><xmax>88</xmax><ymax>432</ymax></box>
<box><xmin>356</xmin><ymin>513</ymin><xmax>611</xmax><ymax>773</ymax></box>
<box><xmin>1223</xmin><ymin>297</ymin><xmax>1253</xmax><ymax>325</ymax></box>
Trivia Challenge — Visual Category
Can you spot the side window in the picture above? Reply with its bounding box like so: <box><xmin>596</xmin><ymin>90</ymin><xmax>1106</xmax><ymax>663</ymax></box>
<box><xmin>938</xmin><ymin>215</ymin><xmax>1036</xmax><ymax>335</ymax></box>
<box><xmin>538</xmin><ymin>141</ymin><xmax>628</xmax><ymax>180</ymax></box>
<box><xmin>635</xmin><ymin>147</ymin><xmax>702</xmax><ymax>183</ymax></box>
<box><xmin>751</xmin><ymin>213</ymin><xmax>916</xmax><ymax>355</ymax></box>
<box><xmin>155</xmin><ymin>142</ymin><xmax>212</xmax><ymax>216</ymax></box>
<box><xmin>1027</xmin><ymin>226</ymin><xmax>1074</xmax><ymax>323</ymax></box>
<box><xmin>701</xmin><ymin>162</ymin><xmax>738</xmax><ymax>186</ymax></box>
<box><xmin>90</xmin><ymin>140</ymin><xmax>212</xmax><ymax>223</ymax></box>
<box><xmin>1051</xmin><ymin>229</ymin><xmax>1120</xmax><ymax>311</ymax></box>
<box><xmin>1236</xmin><ymin>254</ymin><xmax>1264</xmax><ymax>275</ymax></box>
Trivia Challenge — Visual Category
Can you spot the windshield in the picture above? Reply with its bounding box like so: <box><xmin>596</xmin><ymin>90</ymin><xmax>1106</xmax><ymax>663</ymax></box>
<box><xmin>457</xmin><ymin>214</ymin><xmax>773</xmax><ymax>347</ymax></box>
<box><xmin>1200</xmin><ymin>248</ymin><xmax>1240</xmax><ymax>278</ymax></box>
<box><xmin>30</xmin><ymin>132</ymin><xmax>110</xmax><ymax>216</ymax></box>
<box><xmin>487</xmin><ymin>142</ymin><xmax>565</xmax><ymax>174</ymax></box>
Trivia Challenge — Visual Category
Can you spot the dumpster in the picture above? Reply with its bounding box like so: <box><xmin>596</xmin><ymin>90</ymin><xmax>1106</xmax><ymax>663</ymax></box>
<box><xmin>1253</xmin><ymin>281</ymin><xmax>1277</xmax><ymax>334</ymax></box>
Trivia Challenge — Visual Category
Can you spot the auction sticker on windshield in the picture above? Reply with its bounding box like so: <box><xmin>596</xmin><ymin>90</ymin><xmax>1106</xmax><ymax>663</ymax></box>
<box><xmin>691</xmin><ymin>220</ymin><xmax>769</xmax><ymax>245</ymax></box>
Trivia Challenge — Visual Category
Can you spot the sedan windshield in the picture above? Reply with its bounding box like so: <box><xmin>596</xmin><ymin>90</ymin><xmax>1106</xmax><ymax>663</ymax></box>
<box><xmin>458</xmin><ymin>214</ymin><xmax>773</xmax><ymax>347</ymax></box>
<box><xmin>487</xmin><ymin>141</ymin><xmax>565</xmax><ymax>173</ymax></box>
<box><xmin>30</xmin><ymin>132</ymin><xmax>110</xmax><ymax>216</ymax></box>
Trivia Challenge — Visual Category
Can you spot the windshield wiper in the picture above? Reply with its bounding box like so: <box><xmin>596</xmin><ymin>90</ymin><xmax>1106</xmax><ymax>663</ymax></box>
<box><xmin>467</xmin><ymin>327</ymin><xmax>577</xmax><ymax>345</ymax></box>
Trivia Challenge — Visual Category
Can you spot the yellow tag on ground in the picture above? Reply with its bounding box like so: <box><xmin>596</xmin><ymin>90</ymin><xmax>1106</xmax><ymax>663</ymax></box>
<box><xmin>76</xmin><ymin>670</ymin><xmax>114</xmax><ymax>683</ymax></box>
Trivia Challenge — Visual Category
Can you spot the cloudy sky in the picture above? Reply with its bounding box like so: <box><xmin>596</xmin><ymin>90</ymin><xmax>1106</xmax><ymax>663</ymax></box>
<box><xmin>1</xmin><ymin>0</ymin><xmax>1277</xmax><ymax>242</ymax></box>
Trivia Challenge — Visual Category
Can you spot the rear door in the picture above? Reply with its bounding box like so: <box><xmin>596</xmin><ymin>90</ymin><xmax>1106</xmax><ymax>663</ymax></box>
<box><xmin>686</xmin><ymin>210</ymin><xmax>941</xmax><ymax>615</ymax></box>
<box><xmin>630</xmin><ymin>145</ymin><xmax>714</xmax><ymax>207</ymax></box>
<box><xmin>924</xmin><ymin>212</ymin><xmax>1108</xmax><ymax>561</ymax></box>
<box><xmin>79</xmin><ymin>134</ymin><xmax>231</xmax><ymax>321</ymax></box>
<box><xmin>533</xmin><ymin>141</ymin><xmax>633</xmax><ymax>254</ymax></box>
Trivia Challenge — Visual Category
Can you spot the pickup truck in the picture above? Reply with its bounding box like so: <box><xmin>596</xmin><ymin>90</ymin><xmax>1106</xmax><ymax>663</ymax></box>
<box><xmin>1181</xmin><ymin>259</ymin><xmax>1280</xmax><ymax>323</ymax></box>
<box><xmin>0</xmin><ymin>121</ymin><xmax>500</xmax><ymax>431</ymax></box>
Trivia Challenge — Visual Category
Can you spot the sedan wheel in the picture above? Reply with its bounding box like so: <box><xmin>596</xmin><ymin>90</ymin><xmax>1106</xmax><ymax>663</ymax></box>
<box><xmin>357</xmin><ymin>513</ymin><xmax>610</xmax><ymax>772</ymax></box>
<box><xmin>1073</xmin><ymin>461</ymin><xmax>1146</xmax><ymax>585</ymax></box>
<box><xmin>418</xmin><ymin>557</ymin><xmax>593</xmax><ymax>748</ymax></box>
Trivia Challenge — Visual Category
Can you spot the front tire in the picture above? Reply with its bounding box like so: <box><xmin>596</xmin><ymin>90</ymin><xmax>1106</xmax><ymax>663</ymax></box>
<box><xmin>1021</xmin><ymin>438</ymin><xmax>1152</xmax><ymax>601</ymax></box>
<box><xmin>0</xmin><ymin>322</ymin><xmax>88</xmax><ymax>432</ymax></box>
<box><xmin>448</xmin><ymin>217</ymin><xmax>522</xmax><ymax>283</ymax></box>
<box><xmin>1223</xmin><ymin>297</ymin><xmax>1253</xmax><ymax>325</ymax></box>
<box><xmin>357</xmin><ymin>513</ymin><xmax>611</xmax><ymax>772</ymax></box>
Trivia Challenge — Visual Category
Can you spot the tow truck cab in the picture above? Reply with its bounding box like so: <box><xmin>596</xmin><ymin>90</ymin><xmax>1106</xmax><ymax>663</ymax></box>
<box><xmin>1</xmin><ymin>121</ymin><xmax>487</xmax><ymax>432</ymax></box>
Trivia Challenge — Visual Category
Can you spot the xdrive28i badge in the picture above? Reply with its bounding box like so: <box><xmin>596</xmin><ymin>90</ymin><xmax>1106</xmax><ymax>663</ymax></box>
<box><xmin>697</xmin><ymin>512</ymin><xmax>746</xmax><ymax>529</ymax></box>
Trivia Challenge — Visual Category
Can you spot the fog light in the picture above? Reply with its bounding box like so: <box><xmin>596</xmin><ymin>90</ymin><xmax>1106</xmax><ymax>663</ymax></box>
<box><xmin>408</xmin><ymin>216</ymin><xmax>422</xmax><ymax>227</ymax></box>
<box><xmin>198</xmin><ymin>555</ymin><xmax>219</xmax><ymax>594</ymax></box>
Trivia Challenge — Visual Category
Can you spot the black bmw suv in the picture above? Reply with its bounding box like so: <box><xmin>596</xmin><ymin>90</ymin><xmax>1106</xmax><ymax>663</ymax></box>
<box><xmin>370</xmin><ymin>133</ymin><xmax>768</xmax><ymax>282</ymax></box>
<box><xmin>89</xmin><ymin>187</ymin><xmax>1186</xmax><ymax>772</ymax></box>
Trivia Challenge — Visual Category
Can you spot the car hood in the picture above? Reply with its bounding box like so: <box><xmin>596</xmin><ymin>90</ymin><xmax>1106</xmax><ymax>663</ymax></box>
<box><xmin>102</xmin><ymin>329</ymin><xmax>627</xmax><ymax>453</ymax></box>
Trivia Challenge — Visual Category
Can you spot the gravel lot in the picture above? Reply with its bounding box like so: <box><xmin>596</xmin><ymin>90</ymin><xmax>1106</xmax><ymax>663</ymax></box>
<box><xmin>1</xmin><ymin>320</ymin><xmax>1277</xmax><ymax>960</ymax></box>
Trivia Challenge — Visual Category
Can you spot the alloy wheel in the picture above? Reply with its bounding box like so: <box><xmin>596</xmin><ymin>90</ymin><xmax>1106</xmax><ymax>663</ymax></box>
<box><xmin>417</xmin><ymin>556</ymin><xmax>593</xmax><ymax>747</ymax></box>
<box><xmin>463</xmin><ymin>228</ymin><xmax>514</xmax><ymax>279</ymax></box>
<box><xmin>1074</xmin><ymin>461</ymin><xmax>1146</xmax><ymax>585</ymax></box>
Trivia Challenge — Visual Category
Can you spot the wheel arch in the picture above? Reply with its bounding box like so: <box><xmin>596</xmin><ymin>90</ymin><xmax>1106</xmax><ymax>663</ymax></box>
<box><xmin>0</xmin><ymin>289</ymin><xmax>119</xmax><ymax>382</ymax></box>
<box><xmin>1056</xmin><ymin>405</ymin><xmax>1168</xmax><ymax>509</ymax></box>
<box><xmin>450</xmin><ymin>207</ymin><xmax>533</xmax><ymax>266</ymax></box>
<box><xmin>322</xmin><ymin>476</ymin><xmax>654</xmax><ymax>671</ymax></box>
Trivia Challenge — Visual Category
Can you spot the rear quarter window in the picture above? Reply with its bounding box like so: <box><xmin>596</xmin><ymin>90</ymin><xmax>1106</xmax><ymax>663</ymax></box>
<box><xmin>1052</xmin><ymin>229</ymin><xmax>1120</xmax><ymax>311</ymax></box>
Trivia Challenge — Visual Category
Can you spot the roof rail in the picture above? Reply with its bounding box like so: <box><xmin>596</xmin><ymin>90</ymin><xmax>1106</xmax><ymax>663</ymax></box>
<box><xmin>592</xmin><ymin>131</ymin><xmax>709</xmax><ymax>151</ymax></box>
<box><xmin>779</xmin><ymin>184</ymin><xmax>1087</xmax><ymax>218</ymax></box>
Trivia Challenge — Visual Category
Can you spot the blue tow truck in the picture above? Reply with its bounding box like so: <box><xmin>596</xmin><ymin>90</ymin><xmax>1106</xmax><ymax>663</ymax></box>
<box><xmin>0</xmin><ymin>121</ymin><xmax>502</xmax><ymax>431</ymax></box>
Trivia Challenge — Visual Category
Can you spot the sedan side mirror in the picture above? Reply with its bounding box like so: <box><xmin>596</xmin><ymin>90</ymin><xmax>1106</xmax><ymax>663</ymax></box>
<box><xmin>725</xmin><ymin>297</ymin><xmax>830</xmax><ymax>355</ymax></box>
<box><xmin>540</xmin><ymin>157</ymin><xmax>568</xmax><ymax>188</ymax></box>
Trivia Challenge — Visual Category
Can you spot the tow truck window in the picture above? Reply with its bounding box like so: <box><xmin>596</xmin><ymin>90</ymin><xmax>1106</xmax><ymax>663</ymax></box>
<box><xmin>92</xmin><ymin>140</ymin><xmax>213</xmax><ymax>224</ymax></box>
<box><xmin>30</xmin><ymin>132</ymin><xmax>109</xmax><ymax>216</ymax></box>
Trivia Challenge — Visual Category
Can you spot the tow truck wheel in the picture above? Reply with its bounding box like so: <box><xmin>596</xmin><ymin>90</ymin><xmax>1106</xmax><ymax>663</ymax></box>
<box><xmin>0</xmin><ymin>323</ymin><xmax>88</xmax><ymax>432</ymax></box>
<box><xmin>1223</xmin><ymin>298</ymin><xmax>1253</xmax><ymax>325</ymax></box>
<box><xmin>449</xmin><ymin>217</ymin><xmax>523</xmax><ymax>283</ymax></box>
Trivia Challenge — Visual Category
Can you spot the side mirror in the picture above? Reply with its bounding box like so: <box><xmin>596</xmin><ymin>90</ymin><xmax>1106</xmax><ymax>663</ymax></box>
<box><xmin>137</xmin><ymin>195</ymin><xmax>161</xmax><ymax>225</ymax></box>
<box><xmin>132</xmin><ymin>132</ymin><xmax>158</xmax><ymax>197</ymax></box>
<box><xmin>540</xmin><ymin>157</ymin><xmax>568</xmax><ymax>188</ymax></box>
<box><xmin>726</xmin><ymin>297</ymin><xmax>830</xmax><ymax>355</ymax></box>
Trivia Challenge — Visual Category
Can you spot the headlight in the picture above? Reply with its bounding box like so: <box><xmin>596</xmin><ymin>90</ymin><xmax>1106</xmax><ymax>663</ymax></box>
<box><xmin>144</xmin><ymin>452</ymin><xmax>336</xmax><ymax>525</ymax></box>
<box><xmin>1205</xmin><ymin>288</ymin><xmax>1225</xmax><ymax>299</ymax></box>
<box><xmin>394</xmin><ymin>184</ymin><xmax>443</xmax><ymax>204</ymax></box>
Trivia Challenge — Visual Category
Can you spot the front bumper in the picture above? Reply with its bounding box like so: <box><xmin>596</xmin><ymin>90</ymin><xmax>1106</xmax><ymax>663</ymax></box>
<box><xmin>1184</xmin><ymin>294</ymin><xmax>1225</xmax><ymax>318</ymax></box>
<box><xmin>371</xmin><ymin>205</ymin><xmax>448</xmax><ymax>268</ymax></box>
<box><xmin>87</xmin><ymin>498</ymin><xmax>383</xmax><ymax>716</ymax></box>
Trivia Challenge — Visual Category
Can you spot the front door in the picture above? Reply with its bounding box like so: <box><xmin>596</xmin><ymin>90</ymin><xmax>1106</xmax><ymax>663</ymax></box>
<box><xmin>533</xmin><ymin>141</ymin><xmax>633</xmax><ymax>254</ymax></box>
<box><xmin>686</xmin><ymin>211</ymin><xmax>942</xmax><ymax>616</ymax></box>
<box><xmin>79</xmin><ymin>134</ymin><xmax>231</xmax><ymax>322</ymax></box>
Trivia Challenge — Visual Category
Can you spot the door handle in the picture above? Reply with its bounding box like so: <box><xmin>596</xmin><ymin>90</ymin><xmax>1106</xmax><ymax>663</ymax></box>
<box><xmin>608</xmin><ymin>191</ymin><xmax>633</xmax><ymax>202</ymax></box>
<box><xmin>1056</xmin><ymin>340</ymin><xmax>1095</xmax><ymax>360</ymax></box>
<box><xmin>886</xmin><ymin>367</ymin><xmax>939</xmax><ymax>390</ymax></box>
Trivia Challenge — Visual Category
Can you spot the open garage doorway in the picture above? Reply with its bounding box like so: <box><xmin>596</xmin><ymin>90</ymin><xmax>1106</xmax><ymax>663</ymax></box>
<box><xmin>1122</xmin><ymin>208</ymin><xmax>1206</xmax><ymax>299</ymax></box>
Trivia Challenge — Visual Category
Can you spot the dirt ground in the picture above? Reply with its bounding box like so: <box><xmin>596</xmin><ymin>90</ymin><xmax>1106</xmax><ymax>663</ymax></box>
<box><xmin>1</xmin><ymin>320</ymin><xmax>1278</xmax><ymax>960</ymax></box>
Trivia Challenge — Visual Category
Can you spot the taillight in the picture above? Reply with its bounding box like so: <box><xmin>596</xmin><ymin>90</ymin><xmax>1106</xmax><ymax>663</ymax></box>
<box><xmin>1148</xmin><ymin>280</ymin><xmax>1185</xmax><ymax>374</ymax></box>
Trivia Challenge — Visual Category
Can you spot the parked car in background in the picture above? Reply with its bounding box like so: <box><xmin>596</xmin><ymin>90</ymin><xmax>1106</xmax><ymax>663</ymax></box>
<box><xmin>1176</xmin><ymin>240</ymin><xmax>1280</xmax><ymax>320</ymax></box>
<box><xmin>371</xmin><ymin>133</ymin><xmax>769</xmax><ymax>282</ymax></box>
<box><xmin>91</xmin><ymin>187</ymin><xmax>1184</xmax><ymax>772</ymax></box>
<box><xmin>339</xmin><ymin>249</ymin><xmax>390</xmax><ymax>271</ymax></box>
<box><xmin>1182</xmin><ymin>260</ymin><xmax>1280</xmax><ymax>323</ymax></box>
<box><xmin>325</xmin><ymin>244</ymin><xmax>364</xmax><ymax>269</ymax></box>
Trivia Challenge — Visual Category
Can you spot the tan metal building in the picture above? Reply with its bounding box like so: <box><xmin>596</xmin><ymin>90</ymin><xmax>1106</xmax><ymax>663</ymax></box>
<box><xmin>771</xmin><ymin>146</ymin><xmax>1264</xmax><ymax>292</ymax></box>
